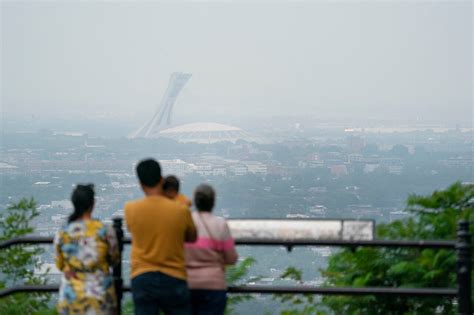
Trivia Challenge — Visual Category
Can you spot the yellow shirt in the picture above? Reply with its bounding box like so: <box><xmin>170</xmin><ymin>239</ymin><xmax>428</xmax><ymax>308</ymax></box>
<box><xmin>176</xmin><ymin>193</ymin><xmax>192</xmax><ymax>207</ymax></box>
<box><xmin>125</xmin><ymin>195</ymin><xmax>197</xmax><ymax>280</ymax></box>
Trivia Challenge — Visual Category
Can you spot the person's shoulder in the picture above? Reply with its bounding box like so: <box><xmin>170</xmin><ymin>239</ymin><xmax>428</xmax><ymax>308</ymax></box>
<box><xmin>198</xmin><ymin>212</ymin><xmax>227</xmax><ymax>226</ymax></box>
<box><xmin>84</xmin><ymin>219</ymin><xmax>106</xmax><ymax>234</ymax></box>
<box><xmin>209</xmin><ymin>213</ymin><xmax>226</xmax><ymax>223</ymax></box>
<box><xmin>125</xmin><ymin>198</ymin><xmax>140</xmax><ymax>208</ymax></box>
<box><xmin>173</xmin><ymin>201</ymin><xmax>190</xmax><ymax>214</ymax></box>
<box><xmin>89</xmin><ymin>218</ymin><xmax>105</xmax><ymax>227</ymax></box>
<box><xmin>165</xmin><ymin>199</ymin><xmax>190</xmax><ymax>216</ymax></box>
<box><xmin>124</xmin><ymin>198</ymin><xmax>145</xmax><ymax>213</ymax></box>
<box><xmin>125</xmin><ymin>199</ymin><xmax>148</xmax><ymax>224</ymax></box>
<box><xmin>209</xmin><ymin>214</ymin><xmax>230</xmax><ymax>231</ymax></box>
<box><xmin>177</xmin><ymin>194</ymin><xmax>192</xmax><ymax>205</ymax></box>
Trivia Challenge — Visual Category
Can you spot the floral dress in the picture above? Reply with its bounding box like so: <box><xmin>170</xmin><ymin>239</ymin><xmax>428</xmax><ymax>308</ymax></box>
<box><xmin>54</xmin><ymin>219</ymin><xmax>120</xmax><ymax>315</ymax></box>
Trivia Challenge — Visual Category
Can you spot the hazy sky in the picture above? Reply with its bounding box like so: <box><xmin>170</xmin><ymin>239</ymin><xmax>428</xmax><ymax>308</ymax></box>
<box><xmin>1</xmin><ymin>1</ymin><xmax>472</xmax><ymax>128</ymax></box>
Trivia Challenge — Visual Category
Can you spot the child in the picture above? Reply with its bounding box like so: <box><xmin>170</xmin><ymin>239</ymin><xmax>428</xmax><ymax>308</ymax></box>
<box><xmin>163</xmin><ymin>175</ymin><xmax>192</xmax><ymax>207</ymax></box>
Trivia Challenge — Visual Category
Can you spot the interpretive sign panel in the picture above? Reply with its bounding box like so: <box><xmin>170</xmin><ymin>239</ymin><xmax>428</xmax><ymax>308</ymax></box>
<box><xmin>227</xmin><ymin>219</ymin><xmax>374</xmax><ymax>241</ymax></box>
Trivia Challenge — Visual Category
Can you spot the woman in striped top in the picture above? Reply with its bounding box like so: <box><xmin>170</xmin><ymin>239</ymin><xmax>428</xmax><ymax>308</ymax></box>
<box><xmin>185</xmin><ymin>184</ymin><xmax>238</xmax><ymax>315</ymax></box>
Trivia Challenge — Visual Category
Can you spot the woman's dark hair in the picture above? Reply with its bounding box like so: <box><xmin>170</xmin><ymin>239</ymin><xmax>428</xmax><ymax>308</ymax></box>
<box><xmin>194</xmin><ymin>184</ymin><xmax>215</xmax><ymax>212</ymax></box>
<box><xmin>68</xmin><ymin>184</ymin><xmax>95</xmax><ymax>223</ymax></box>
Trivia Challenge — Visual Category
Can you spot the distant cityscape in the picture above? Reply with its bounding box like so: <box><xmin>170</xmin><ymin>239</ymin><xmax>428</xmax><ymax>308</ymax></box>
<box><xmin>2</xmin><ymin>122</ymin><xmax>472</xmax><ymax>229</ymax></box>
<box><xmin>1</xmin><ymin>120</ymin><xmax>472</xmax><ymax>306</ymax></box>
<box><xmin>1</xmin><ymin>74</ymin><xmax>472</xmax><ymax>310</ymax></box>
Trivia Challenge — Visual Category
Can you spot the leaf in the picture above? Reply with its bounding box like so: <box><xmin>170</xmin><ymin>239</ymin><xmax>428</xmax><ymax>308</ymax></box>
<box><xmin>0</xmin><ymin>198</ymin><xmax>51</xmax><ymax>313</ymax></box>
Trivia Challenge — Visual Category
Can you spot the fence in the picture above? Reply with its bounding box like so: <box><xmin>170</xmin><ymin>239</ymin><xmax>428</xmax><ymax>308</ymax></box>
<box><xmin>0</xmin><ymin>219</ymin><xmax>471</xmax><ymax>315</ymax></box>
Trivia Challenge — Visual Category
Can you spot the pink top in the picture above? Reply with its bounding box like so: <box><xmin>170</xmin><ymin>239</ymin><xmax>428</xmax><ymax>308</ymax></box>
<box><xmin>185</xmin><ymin>212</ymin><xmax>238</xmax><ymax>290</ymax></box>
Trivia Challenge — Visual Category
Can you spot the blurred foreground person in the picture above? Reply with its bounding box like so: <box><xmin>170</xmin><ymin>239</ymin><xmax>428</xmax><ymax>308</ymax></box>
<box><xmin>125</xmin><ymin>159</ymin><xmax>197</xmax><ymax>315</ymax></box>
<box><xmin>185</xmin><ymin>184</ymin><xmax>238</xmax><ymax>315</ymax></box>
<box><xmin>55</xmin><ymin>184</ymin><xmax>119</xmax><ymax>315</ymax></box>
<box><xmin>163</xmin><ymin>175</ymin><xmax>192</xmax><ymax>207</ymax></box>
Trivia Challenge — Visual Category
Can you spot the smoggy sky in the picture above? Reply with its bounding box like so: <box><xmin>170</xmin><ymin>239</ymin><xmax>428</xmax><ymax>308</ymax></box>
<box><xmin>1</xmin><ymin>1</ymin><xmax>472</xmax><ymax>127</ymax></box>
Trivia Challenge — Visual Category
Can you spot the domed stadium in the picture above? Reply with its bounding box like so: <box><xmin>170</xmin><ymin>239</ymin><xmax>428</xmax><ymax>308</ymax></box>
<box><xmin>159</xmin><ymin>122</ymin><xmax>256</xmax><ymax>144</ymax></box>
<box><xmin>130</xmin><ymin>72</ymin><xmax>259</xmax><ymax>143</ymax></box>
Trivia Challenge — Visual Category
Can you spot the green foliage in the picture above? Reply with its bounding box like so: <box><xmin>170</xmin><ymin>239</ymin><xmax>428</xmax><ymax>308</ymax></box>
<box><xmin>320</xmin><ymin>182</ymin><xmax>474</xmax><ymax>314</ymax></box>
<box><xmin>226</xmin><ymin>257</ymin><xmax>257</xmax><ymax>285</ymax></box>
<box><xmin>273</xmin><ymin>267</ymin><xmax>338</xmax><ymax>315</ymax></box>
<box><xmin>225</xmin><ymin>257</ymin><xmax>258</xmax><ymax>315</ymax></box>
<box><xmin>122</xmin><ymin>298</ymin><xmax>134</xmax><ymax>315</ymax></box>
<box><xmin>0</xmin><ymin>198</ymin><xmax>52</xmax><ymax>314</ymax></box>
<box><xmin>280</xmin><ymin>267</ymin><xmax>303</xmax><ymax>282</ymax></box>
<box><xmin>272</xmin><ymin>267</ymin><xmax>322</xmax><ymax>315</ymax></box>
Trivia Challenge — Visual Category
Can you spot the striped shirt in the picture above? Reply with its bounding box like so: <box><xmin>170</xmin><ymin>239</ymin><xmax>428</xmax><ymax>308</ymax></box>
<box><xmin>185</xmin><ymin>212</ymin><xmax>238</xmax><ymax>290</ymax></box>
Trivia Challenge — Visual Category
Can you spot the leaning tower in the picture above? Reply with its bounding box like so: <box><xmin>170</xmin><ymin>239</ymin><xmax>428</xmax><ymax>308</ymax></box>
<box><xmin>129</xmin><ymin>72</ymin><xmax>191</xmax><ymax>138</ymax></box>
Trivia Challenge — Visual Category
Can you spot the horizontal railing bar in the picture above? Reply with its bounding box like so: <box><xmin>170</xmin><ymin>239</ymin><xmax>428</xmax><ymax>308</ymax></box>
<box><xmin>227</xmin><ymin>285</ymin><xmax>458</xmax><ymax>297</ymax></box>
<box><xmin>231</xmin><ymin>238</ymin><xmax>457</xmax><ymax>249</ymax></box>
<box><xmin>0</xmin><ymin>285</ymin><xmax>457</xmax><ymax>299</ymax></box>
<box><xmin>0</xmin><ymin>284</ymin><xmax>59</xmax><ymax>298</ymax></box>
<box><xmin>0</xmin><ymin>236</ymin><xmax>54</xmax><ymax>249</ymax></box>
<box><xmin>0</xmin><ymin>236</ymin><xmax>457</xmax><ymax>250</ymax></box>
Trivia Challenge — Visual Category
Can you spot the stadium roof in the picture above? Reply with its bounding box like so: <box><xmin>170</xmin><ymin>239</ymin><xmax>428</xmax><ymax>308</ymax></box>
<box><xmin>159</xmin><ymin>122</ymin><xmax>255</xmax><ymax>144</ymax></box>
<box><xmin>160</xmin><ymin>122</ymin><xmax>242</xmax><ymax>133</ymax></box>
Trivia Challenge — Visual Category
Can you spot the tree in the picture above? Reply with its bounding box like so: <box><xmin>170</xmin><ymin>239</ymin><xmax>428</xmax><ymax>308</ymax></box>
<box><xmin>0</xmin><ymin>198</ymin><xmax>53</xmax><ymax>315</ymax></box>
<box><xmin>390</xmin><ymin>144</ymin><xmax>410</xmax><ymax>158</ymax></box>
<box><xmin>320</xmin><ymin>182</ymin><xmax>473</xmax><ymax>314</ymax></box>
<box><xmin>225</xmin><ymin>257</ymin><xmax>259</xmax><ymax>315</ymax></box>
<box><xmin>272</xmin><ymin>267</ymin><xmax>324</xmax><ymax>315</ymax></box>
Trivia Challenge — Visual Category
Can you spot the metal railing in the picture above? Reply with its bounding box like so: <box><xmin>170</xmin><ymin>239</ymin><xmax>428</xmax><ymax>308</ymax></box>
<box><xmin>0</xmin><ymin>219</ymin><xmax>471</xmax><ymax>315</ymax></box>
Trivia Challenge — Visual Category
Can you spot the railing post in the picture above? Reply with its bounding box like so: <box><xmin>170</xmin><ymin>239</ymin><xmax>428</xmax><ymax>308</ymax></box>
<box><xmin>456</xmin><ymin>220</ymin><xmax>471</xmax><ymax>315</ymax></box>
<box><xmin>113</xmin><ymin>217</ymin><xmax>124</xmax><ymax>315</ymax></box>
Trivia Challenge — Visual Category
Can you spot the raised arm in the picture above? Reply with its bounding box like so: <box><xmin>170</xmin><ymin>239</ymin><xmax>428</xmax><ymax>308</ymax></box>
<box><xmin>184</xmin><ymin>208</ymin><xmax>197</xmax><ymax>243</ymax></box>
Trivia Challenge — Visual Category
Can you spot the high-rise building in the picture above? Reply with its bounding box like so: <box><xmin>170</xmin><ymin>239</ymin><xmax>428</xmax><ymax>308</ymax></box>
<box><xmin>346</xmin><ymin>135</ymin><xmax>365</xmax><ymax>154</ymax></box>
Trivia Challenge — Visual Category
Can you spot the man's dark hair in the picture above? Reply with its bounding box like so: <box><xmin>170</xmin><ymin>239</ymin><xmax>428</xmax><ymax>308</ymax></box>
<box><xmin>136</xmin><ymin>159</ymin><xmax>162</xmax><ymax>187</ymax></box>
<box><xmin>163</xmin><ymin>175</ymin><xmax>180</xmax><ymax>193</ymax></box>
<box><xmin>194</xmin><ymin>184</ymin><xmax>215</xmax><ymax>212</ymax></box>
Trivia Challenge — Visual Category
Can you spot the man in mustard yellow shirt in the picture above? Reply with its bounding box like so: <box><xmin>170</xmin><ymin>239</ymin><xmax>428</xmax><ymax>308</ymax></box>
<box><xmin>125</xmin><ymin>159</ymin><xmax>197</xmax><ymax>315</ymax></box>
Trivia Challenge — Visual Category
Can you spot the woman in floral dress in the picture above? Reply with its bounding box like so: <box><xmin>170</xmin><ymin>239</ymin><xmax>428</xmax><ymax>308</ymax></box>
<box><xmin>54</xmin><ymin>184</ymin><xmax>120</xmax><ymax>315</ymax></box>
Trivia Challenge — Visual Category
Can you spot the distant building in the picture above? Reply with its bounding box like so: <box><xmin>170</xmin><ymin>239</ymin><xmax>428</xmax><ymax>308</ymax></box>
<box><xmin>0</xmin><ymin>162</ymin><xmax>18</xmax><ymax>169</ymax></box>
<box><xmin>348</xmin><ymin>154</ymin><xmax>364</xmax><ymax>163</ymax></box>
<box><xmin>442</xmin><ymin>156</ymin><xmax>473</xmax><ymax>168</ymax></box>
<box><xmin>364</xmin><ymin>163</ymin><xmax>380</xmax><ymax>174</ymax></box>
<box><xmin>159</xmin><ymin>122</ymin><xmax>256</xmax><ymax>144</ymax></box>
<box><xmin>267</xmin><ymin>164</ymin><xmax>288</xmax><ymax>176</ymax></box>
<box><xmin>309</xmin><ymin>160</ymin><xmax>324</xmax><ymax>168</ymax></box>
<box><xmin>229</xmin><ymin>164</ymin><xmax>248</xmax><ymax>176</ymax></box>
<box><xmin>160</xmin><ymin>159</ymin><xmax>191</xmax><ymax>177</ymax></box>
<box><xmin>244</xmin><ymin>161</ymin><xmax>268</xmax><ymax>176</ymax></box>
<box><xmin>193</xmin><ymin>162</ymin><xmax>213</xmax><ymax>176</ymax></box>
<box><xmin>346</xmin><ymin>135</ymin><xmax>365</xmax><ymax>154</ymax></box>
<box><xmin>381</xmin><ymin>158</ymin><xmax>404</xmax><ymax>175</ymax></box>
<box><xmin>330</xmin><ymin>164</ymin><xmax>348</xmax><ymax>177</ymax></box>
<box><xmin>212</xmin><ymin>165</ymin><xmax>227</xmax><ymax>176</ymax></box>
